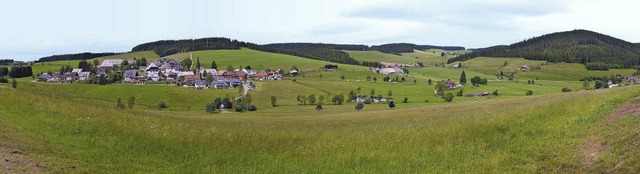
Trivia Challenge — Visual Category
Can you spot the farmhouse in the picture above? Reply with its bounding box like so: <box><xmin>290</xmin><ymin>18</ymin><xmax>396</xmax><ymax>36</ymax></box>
<box><xmin>194</xmin><ymin>80</ymin><xmax>208</xmax><ymax>90</ymax></box>
<box><xmin>445</xmin><ymin>79</ymin><xmax>458</xmax><ymax>89</ymax></box>
<box><xmin>123</xmin><ymin>70</ymin><xmax>139</xmax><ymax>82</ymax></box>
<box><xmin>210</xmin><ymin>80</ymin><xmax>229</xmax><ymax>89</ymax></box>
<box><xmin>627</xmin><ymin>76</ymin><xmax>640</xmax><ymax>83</ymax></box>
<box><xmin>178</xmin><ymin>71</ymin><xmax>195</xmax><ymax>84</ymax></box>
<box><xmin>99</xmin><ymin>59</ymin><xmax>124</xmax><ymax>68</ymax></box>
<box><xmin>520</xmin><ymin>65</ymin><xmax>530</xmax><ymax>71</ymax></box>
<box><xmin>78</xmin><ymin>72</ymin><xmax>91</xmax><ymax>80</ymax></box>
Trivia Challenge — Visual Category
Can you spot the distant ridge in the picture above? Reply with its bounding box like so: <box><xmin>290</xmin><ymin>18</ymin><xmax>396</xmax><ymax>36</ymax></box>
<box><xmin>370</xmin><ymin>43</ymin><xmax>465</xmax><ymax>54</ymax></box>
<box><xmin>448</xmin><ymin>29</ymin><xmax>640</xmax><ymax>69</ymax></box>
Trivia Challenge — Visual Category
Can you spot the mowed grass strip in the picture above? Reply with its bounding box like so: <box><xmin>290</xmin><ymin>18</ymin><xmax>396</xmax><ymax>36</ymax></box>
<box><xmin>1</xmin><ymin>83</ymin><xmax>639</xmax><ymax>172</ymax></box>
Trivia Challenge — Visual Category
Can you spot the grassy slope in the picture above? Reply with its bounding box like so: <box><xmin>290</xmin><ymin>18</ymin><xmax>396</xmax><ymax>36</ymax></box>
<box><xmin>402</xmin><ymin>49</ymin><xmax>471</xmax><ymax>65</ymax></box>
<box><xmin>345</xmin><ymin>50</ymin><xmax>419</xmax><ymax>64</ymax></box>
<box><xmin>192</xmin><ymin>48</ymin><xmax>368</xmax><ymax>72</ymax></box>
<box><xmin>1</xmin><ymin>83</ymin><xmax>639</xmax><ymax>172</ymax></box>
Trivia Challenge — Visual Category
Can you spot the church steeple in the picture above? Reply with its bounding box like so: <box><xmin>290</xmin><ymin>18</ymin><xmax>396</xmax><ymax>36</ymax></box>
<box><xmin>196</xmin><ymin>57</ymin><xmax>201</xmax><ymax>70</ymax></box>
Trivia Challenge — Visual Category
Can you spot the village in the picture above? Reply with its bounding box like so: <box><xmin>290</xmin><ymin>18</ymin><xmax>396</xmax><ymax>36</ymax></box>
<box><xmin>32</xmin><ymin>57</ymin><xmax>315</xmax><ymax>90</ymax></box>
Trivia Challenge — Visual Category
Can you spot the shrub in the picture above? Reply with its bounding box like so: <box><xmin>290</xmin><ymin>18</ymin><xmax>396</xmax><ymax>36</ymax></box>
<box><xmin>492</xmin><ymin>90</ymin><xmax>499</xmax><ymax>96</ymax></box>
<box><xmin>456</xmin><ymin>89</ymin><xmax>464</xmax><ymax>96</ymax></box>
<box><xmin>315</xmin><ymin>104</ymin><xmax>323</xmax><ymax>111</ymax></box>
<box><xmin>562</xmin><ymin>87</ymin><xmax>572</xmax><ymax>92</ymax></box>
<box><xmin>11</xmin><ymin>78</ymin><xmax>17</xmax><ymax>88</ymax></box>
<box><xmin>247</xmin><ymin>105</ymin><xmax>257</xmax><ymax>111</ymax></box>
<box><xmin>116</xmin><ymin>97</ymin><xmax>125</xmax><ymax>109</ymax></box>
<box><xmin>355</xmin><ymin>103</ymin><xmax>364</xmax><ymax>111</ymax></box>
<box><xmin>0</xmin><ymin>77</ymin><xmax>8</xmax><ymax>83</ymax></box>
<box><xmin>157</xmin><ymin>101</ymin><xmax>168</xmax><ymax>109</ymax></box>
<box><xmin>363</xmin><ymin>98</ymin><xmax>372</xmax><ymax>104</ymax></box>
<box><xmin>402</xmin><ymin>97</ymin><xmax>408</xmax><ymax>103</ymax></box>
<box><xmin>235</xmin><ymin>103</ymin><xmax>245</xmax><ymax>112</ymax></box>
<box><xmin>526</xmin><ymin>90</ymin><xmax>534</xmax><ymax>96</ymax></box>
<box><xmin>270</xmin><ymin>96</ymin><xmax>277</xmax><ymax>107</ymax></box>
<box><xmin>444</xmin><ymin>92</ymin><xmax>454</xmax><ymax>102</ymax></box>
<box><xmin>206</xmin><ymin>102</ymin><xmax>217</xmax><ymax>113</ymax></box>
<box><xmin>388</xmin><ymin>101</ymin><xmax>396</xmax><ymax>108</ymax></box>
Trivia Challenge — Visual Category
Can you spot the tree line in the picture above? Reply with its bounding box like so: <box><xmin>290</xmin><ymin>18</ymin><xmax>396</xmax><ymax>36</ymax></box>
<box><xmin>37</xmin><ymin>52</ymin><xmax>121</xmax><ymax>63</ymax></box>
<box><xmin>370</xmin><ymin>43</ymin><xmax>466</xmax><ymax>54</ymax></box>
<box><xmin>1</xmin><ymin>66</ymin><xmax>33</xmax><ymax>78</ymax></box>
<box><xmin>0</xmin><ymin>59</ymin><xmax>14</xmax><ymax>65</ymax></box>
<box><xmin>448</xmin><ymin>30</ymin><xmax>640</xmax><ymax>69</ymax></box>
<box><xmin>131</xmin><ymin>37</ymin><xmax>246</xmax><ymax>57</ymax></box>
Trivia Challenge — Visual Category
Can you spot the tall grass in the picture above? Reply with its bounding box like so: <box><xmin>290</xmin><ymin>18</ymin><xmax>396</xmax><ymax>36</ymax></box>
<box><xmin>1</xmin><ymin>85</ymin><xmax>639</xmax><ymax>172</ymax></box>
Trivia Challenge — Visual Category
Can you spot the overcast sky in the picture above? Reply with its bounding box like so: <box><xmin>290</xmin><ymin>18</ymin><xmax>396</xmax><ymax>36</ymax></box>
<box><xmin>2</xmin><ymin>0</ymin><xmax>640</xmax><ymax>61</ymax></box>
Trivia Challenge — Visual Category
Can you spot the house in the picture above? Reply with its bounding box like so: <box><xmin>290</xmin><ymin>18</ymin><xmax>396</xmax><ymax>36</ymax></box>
<box><xmin>242</xmin><ymin>69</ymin><xmax>257</xmax><ymax>77</ymax></box>
<box><xmin>212</xmin><ymin>75</ymin><xmax>225</xmax><ymax>81</ymax></box>
<box><xmin>445</xmin><ymin>79</ymin><xmax>458</xmax><ymax>89</ymax></box>
<box><xmin>99</xmin><ymin>59</ymin><xmax>124</xmax><ymax>68</ymax></box>
<box><xmin>210</xmin><ymin>80</ymin><xmax>229</xmax><ymax>89</ymax></box>
<box><xmin>453</xmin><ymin>64</ymin><xmax>460</xmax><ymax>68</ymax></box>
<box><xmin>147</xmin><ymin>71</ymin><xmax>160</xmax><ymax>81</ymax></box>
<box><xmin>256</xmin><ymin>70</ymin><xmax>268</xmax><ymax>79</ymax></box>
<box><xmin>38</xmin><ymin>73</ymin><xmax>51</xmax><ymax>82</ymax></box>
<box><xmin>289</xmin><ymin>69</ymin><xmax>299</xmax><ymax>76</ymax></box>
<box><xmin>71</xmin><ymin>69</ymin><xmax>83</xmax><ymax>73</ymax></box>
<box><xmin>380</xmin><ymin>62</ymin><xmax>409</xmax><ymax>68</ymax></box>
<box><xmin>145</xmin><ymin>63</ymin><xmax>160</xmax><ymax>72</ymax></box>
<box><xmin>379</xmin><ymin>68</ymin><xmax>396</xmax><ymax>75</ymax></box>
<box><xmin>222</xmin><ymin>71</ymin><xmax>237</xmax><ymax>79</ymax></box>
<box><xmin>520</xmin><ymin>65</ymin><xmax>530</xmax><ymax>71</ymax></box>
<box><xmin>78</xmin><ymin>72</ymin><xmax>91</xmax><ymax>80</ymax></box>
<box><xmin>627</xmin><ymin>76</ymin><xmax>640</xmax><ymax>83</ymax></box>
<box><xmin>178</xmin><ymin>71</ymin><xmax>195</xmax><ymax>83</ymax></box>
<box><xmin>123</xmin><ymin>70</ymin><xmax>139</xmax><ymax>82</ymax></box>
<box><xmin>194</xmin><ymin>80</ymin><xmax>208</xmax><ymax>90</ymax></box>
<box><xmin>138</xmin><ymin>66</ymin><xmax>147</xmax><ymax>71</ymax></box>
<box><xmin>63</xmin><ymin>72</ymin><xmax>78</xmax><ymax>81</ymax></box>
<box><xmin>127</xmin><ymin>60</ymin><xmax>136</xmax><ymax>65</ymax></box>
<box><xmin>228</xmin><ymin>78</ymin><xmax>242</xmax><ymax>88</ymax></box>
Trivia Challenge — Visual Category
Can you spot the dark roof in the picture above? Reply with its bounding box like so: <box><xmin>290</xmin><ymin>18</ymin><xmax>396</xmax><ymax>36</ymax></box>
<box><xmin>123</xmin><ymin>70</ymin><xmax>138</xmax><ymax>78</ymax></box>
<box><xmin>229</xmin><ymin>78</ymin><xmax>242</xmax><ymax>84</ymax></box>
<box><xmin>195</xmin><ymin>80</ymin><xmax>207</xmax><ymax>85</ymax></box>
<box><xmin>211</xmin><ymin>80</ymin><xmax>228</xmax><ymax>86</ymax></box>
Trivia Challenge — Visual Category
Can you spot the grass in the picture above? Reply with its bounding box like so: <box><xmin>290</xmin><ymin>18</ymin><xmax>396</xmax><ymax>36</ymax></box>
<box><xmin>30</xmin><ymin>51</ymin><xmax>159</xmax><ymax>75</ymax></box>
<box><xmin>1</xmin><ymin>81</ymin><xmax>639</xmax><ymax>172</ymax></box>
<box><xmin>345</xmin><ymin>50</ymin><xmax>419</xmax><ymax>64</ymax></box>
<box><xmin>401</xmin><ymin>49</ymin><xmax>471</xmax><ymax>65</ymax></box>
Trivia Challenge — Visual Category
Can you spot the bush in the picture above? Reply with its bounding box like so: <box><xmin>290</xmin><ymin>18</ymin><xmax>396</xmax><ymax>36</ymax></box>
<box><xmin>355</xmin><ymin>103</ymin><xmax>364</xmax><ymax>111</ymax></box>
<box><xmin>562</xmin><ymin>87</ymin><xmax>572</xmax><ymax>92</ymax></box>
<box><xmin>402</xmin><ymin>97</ymin><xmax>408</xmax><ymax>103</ymax></box>
<box><xmin>157</xmin><ymin>101</ymin><xmax>168</xmax><ymax>109</ymax></box>
<box><xmin>456</xmin><ymin>89</ymin><xmax>464</xmax><ymax>96</ymax></box>
<box><xmin>235</xmin><ymin>103</ymin><xmax>245</xmax><ymax>112</ymax></box>
<box><xmin>492</xmin><ymin>90</ymin><xmax>499</xmax><ymax>96</ymax></box>
<box><xmin>363</xmin><ymin>98</ymin><xmax>372</xmax><ymax>104</ymax></box>
<box><xmin>443</xmin><ymin>92</ymin><xmax>454</xmax><ymax>102</ymax></box>
<box><xmin>526</xmin><ymin>90</ymin><xmax>534</xmax><ymax>96</ymax></box>
<box><xmin>388</xmin><ymin>101</ymin><xmax>396</xmax><ymax>108</ymax></box>
<box><xmin>206</xmin><ymin>102</ymin><xmax>217</xmax><ymax>113</ymax></box>
<box><xmin>0</xmin><ymin>77</ymin><xmax>8</xmax><ymax>83</ymax></box>
<box><xmin>247</xmin><ymin>105</ymin><xmax>257</xmax><ymax>111</ymax></box>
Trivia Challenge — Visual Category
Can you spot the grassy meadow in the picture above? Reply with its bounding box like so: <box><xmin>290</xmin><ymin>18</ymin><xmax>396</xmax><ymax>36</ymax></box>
<box><xmin>1</xmin><ymin>81</ymin><xmax>640</xmax><ymax>173</ymax></box>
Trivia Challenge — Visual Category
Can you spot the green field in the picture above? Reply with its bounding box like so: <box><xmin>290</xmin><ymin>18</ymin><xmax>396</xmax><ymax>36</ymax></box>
<box><xmin>2</xmin><ymin>81</ymin><xmax>639</xmax><ymax>173</ymax></box>
<box><xmin>2</xmin><ymin>47</ymin><xmax>640</xmax><ymax>172</ymax></box>
<box><xmin>31</xmin><ymin>51</ymin><xmax>159</xmax><ymax>74</ymax></box>
<box><xmin>401</xmin><ymin>49</ymin><xmax>472</xmax><ymax>65</ymax></box>
<box><xmin>345</xmin><ymin>50</ymin><xmax>420</xmax><ymax>64</ymax></box>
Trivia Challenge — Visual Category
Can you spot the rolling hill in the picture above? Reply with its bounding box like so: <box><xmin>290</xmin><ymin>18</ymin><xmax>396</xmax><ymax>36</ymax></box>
<box><xmin>345</xmin><ymin>50</ymin><xmax>419</xmax><ymax>64</ymax></box>
<box><xmin>370</xmin><ymin>43</ymin><xmax>466</xmax><ymax>54</ymax></box>
<box><xmin>448</xmin><ymin>30</ymin><xmax>640</xmax><ymax>69</ymax></box>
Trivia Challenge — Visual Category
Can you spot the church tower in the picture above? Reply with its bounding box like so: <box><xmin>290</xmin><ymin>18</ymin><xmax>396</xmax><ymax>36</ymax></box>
<box><xmin>195</xmin><ymin>57</ymin><xmax>202</xmax><ymax>80</ymax></box>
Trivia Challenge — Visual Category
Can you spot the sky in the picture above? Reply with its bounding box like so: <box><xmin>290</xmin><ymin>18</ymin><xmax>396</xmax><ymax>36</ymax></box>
<box><xmin>2</xmin><ymin>0</ymin><xmax>640</xmax><ymax>61</ymax></box>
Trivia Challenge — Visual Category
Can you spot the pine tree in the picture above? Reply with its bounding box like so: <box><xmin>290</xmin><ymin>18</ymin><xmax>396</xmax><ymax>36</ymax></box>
<box><xmin>459</xmin><ymin>70</ymin><xmax>467</xmax><ymax>85</ymax></box>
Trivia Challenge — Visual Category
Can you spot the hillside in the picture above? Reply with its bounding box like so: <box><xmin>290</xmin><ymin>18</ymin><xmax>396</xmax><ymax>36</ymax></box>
<box><xmin>448</xmin><ymin>30</ymin><xmax>640</xmax><ymax>69</ymax></box>
<box><xmin>345</xmin><ymin>50</ymin><xmax>419</xmax><ymax>64</ymax></box>
<box><xmin>37</xmin><ymin>52</ymin><xmax>122</xmax><ymax>63</ymax></box>
<box><xmin>371</xmin><ymin>43</ymin><xmax>466</xmax><ymax>54</ymax></box>
<box><xmin>259</xmin><ymin>43</ymin><xmax>363</xmax><ymax>65</ymax></box>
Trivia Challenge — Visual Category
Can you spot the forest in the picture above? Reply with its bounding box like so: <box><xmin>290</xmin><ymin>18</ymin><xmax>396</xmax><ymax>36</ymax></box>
<box><xmin>0</xmin><ymin>59</ymin><xmax>14</xmax><ymax>65</ymax></box>
<box><xmin>448</xmin><ymin>30</ymin><xmax>640</xmax><ymax>69</ymax></box>
<box><xmin>37</xmin><ymin>52</ymin><xmax>121</xmax><ymax>63</ymax></box>
<box><xmin>370</xmin><ymin>43</ymin><xmax>466</xmax><ymax>54</ymax></box>
<box><xmin>131</xmin><ymin>37</ymin><xmax>245</xmax><ymax>57</ymax></box>
<box><xmin>259</xmin><ymin>43</ymin><xmax>362</xmax><ymax>65</ymax></box>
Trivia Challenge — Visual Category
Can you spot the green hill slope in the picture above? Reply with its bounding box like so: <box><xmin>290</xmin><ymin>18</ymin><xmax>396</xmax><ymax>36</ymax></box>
<box><xmin>449</xmin><ymin>30</ymin><xmax>640</xmax><ymax>69</ymax></box>
<box><xmin>345</xmin><ymin>50</ymin><xmax>419</xmax><ymax>64</ymax></box>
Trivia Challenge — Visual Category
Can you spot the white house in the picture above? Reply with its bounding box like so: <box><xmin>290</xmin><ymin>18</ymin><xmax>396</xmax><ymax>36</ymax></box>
<box><xmin>99</xmin><ymin>59</ymin><xmax>124</xmax><ymax>68</ymax></box>
<box><xmin>379</xmin><ymin>68</ymin><xmax>396</xmax><ymax>75</ymax></box>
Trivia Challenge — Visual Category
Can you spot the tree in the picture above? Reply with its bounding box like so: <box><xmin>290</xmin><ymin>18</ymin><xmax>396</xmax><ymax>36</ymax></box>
<box><xmin>127</xmin><ymin>96</ymin><xmax>135</xmax><ymax>109</ymax></box>
<box><xmin>78</xmin><ymin>60</ymin><xmax>91</xmax><ymax>71</ymax></box>
<box><xmin>470</xmin><ymin>76</ymin><xmax>486</xmax><ymax>86</ymax></box>
<box><xmin>318</xmin><ymin>95</ymin><xmax>325</xmax><ymax>104</ymax></box>
<box><xmin>245</xmin><ymin>94</ymin><xmax>252</xmax><ymax>105</ymax></box>
<box><xmin>332</xmin><ymin>94</ymin><xmax>345</xmax><ymax>105</ymax></box>
<box><xmin>583</xmin><ymin>81</ymin><xmax>590</xmax><ymax>89</ymax></box>
<box><xmin>99</xmin><ymin>74</ymin><xmax>107</xmax><ymax>85</ymax></box>
<box><xmin>183</xmin><ymin>58</ymin><xmax>193</xmax><ymax>70</ymax></box>
<box><xmin>226</xmin><ymin>65</ymin><xmax>234</xmax><ymax>71</ymax></box>
<box><xmin>526</xmin><ymin>90</ymin><xmax>534</xmax><ymax>96</ymax></box>
<box><xmin>370</xmin><ymin>89</ymin><xmax>375</xmax><ymax>96</ymax></box>
<box><xmin>348</xmin><ymin>90</ymin><xmax>357</xmax><ymax>101</ymax></box>
<box><xmin>388</xmin><ymin>101</ymin><xmax>396</xmax><ymax>109</ymax></box>
<box><xmin>456</xmin><ymin>88</ymin><xmax>464</xmax><ymax>96</ymax></box>
<box><xmin>11</xmin><ymin>78</ymin><xmax>17</xmax><ymax>89</ymax></box>
<box><xmin>235</xmin><ymin>102</ymin><xmax>246</xmax><ymax>112</ymax></box>
<box><xmin>492</xmin><ymin>90</ymin><xmax>499</xmax><ymax>96</ymax></box>
<box><xmin>435</xmin><ymin>81</ymin><xmax>446</xmax><ymax>97</ymax></box>
<box><xmin>116</xmin><ymin>97</ymin><xmax>125</xmax><ymax>109</ymax></box>
<box><xmin>93</xmin><ymin>59</ymin><xmax>100</xmax><ymax>68</ymax></box>
<box><xmin>340</xmin><ymin>75</ymin><xmax>345</xmax><ymax>80</ymax></box>
<box><xmin>355</xmin><ymin>103</ymin><xmax>364</xmax><ymax>111</ymax></box>
<box><xmin>459</xmin><ymin>70</ymin><xmax>467</xmax><ymax>85</ymax></box>
<box><xmin>316</xmin><ymin>104</ymin><xmax>323</xmax><ymax>111</ymax></box>
<box><xmin>440</xmin><ymin>52</ymin><xmax>445</xmax><ymax>57</ymax></box>
<box><xmin>503</xmin><ymin>61</ymin><xmax>508</xmax><ymax>66</ymax></box>
<box><xmin>206</xmin><ymin>102</ymin><xmax>217</xmax><ymax>113</ymax></box>
<box><xmin>428</xmin><ymin>79</ymin><xmax>432</xmax><ymax>85</ymax></box>
<box><xmin>222</xmin><ymin>98</ymin><xmax>233</xmax><ymax>109</ymax></box>
<box><xmin>373</xmin><ymin>77</ymin><xmax>377</xmax><ymax>83</ymax></box>
<box><xmin>366</xmin><ymin>75</ymin><xmax>371</xmax><ymax>81</ymax></box>
<box><xmin>387</xmin><ymin>90</ymin><xmax>393</xmax><ymax>98</ymax></box>
<box><xmin>157</xmin><ymin>101</ymin><xmax>168</xmax><ymax>110</ymax></box>
<box><xmin>402</xmin><ymin>97</ymin><xmax>408</xmax><ymax>103</ymax></box>
<box><xmin>308</xmin><ymin>94</ymin><xmax>316</xmax><ymax>105</ymax></box>
<box><xmin>299</xmin><ymin>95</ymin><xmax>307</xmax><ymax>105</ymax></box>
<box><xmin>211</xmin><ymin>61</ymin><xmax>218</xmax><ymax>69</ymax></box>
<box><xmin>443</xmin><ymin>92</ymin><xmax>454</xmax><ymax>102</ymax></box>
<box><xmin>206</xmin><ymin>73</ymin><xmax>213</xmax><ymax>84</ymax></box>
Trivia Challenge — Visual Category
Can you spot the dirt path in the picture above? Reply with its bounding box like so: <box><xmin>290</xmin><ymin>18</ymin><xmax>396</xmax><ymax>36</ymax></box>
<box><xmin>578</xmin><ymin>96</ymin><xmax>640</xmax><ymax>170</ymax></box>
<box><xmin>0</xmin><ymin>144</ymin><xmax>42</xmax><ymax>174</ymax></box>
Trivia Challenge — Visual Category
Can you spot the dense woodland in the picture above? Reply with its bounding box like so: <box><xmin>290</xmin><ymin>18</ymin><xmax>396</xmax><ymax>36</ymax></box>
<box><xmin>131</xmin><ymin>38</ymin><xmax>245</xmax><ymax>57</ymax></box>
<box><xmin>448</xmin><ymin>30</ymin><xmax>640</xmax><ymax>69</ymax></box>
<box><xmin>37</xmin><ymin>52</ymin><xmax>121</xmax><ymax>63</ymax></box>
<box><xmin>0</xmin><ymin>59</ymin><xmax>14</xmax><ymax>65</ymax></box>
<box><xmin>0</xmin><ymin>66</ymin><xmax>33</xmax><ymax>78</ymax></box>
<box><xmin>370</xmin><ymin>43</ymin><xmax>466</xmax><ymax>54</ymax></box>
<box><xmin>259</xmin><ymin>43</ymin><xmax>362</xmax><ymax>65</ymax></box>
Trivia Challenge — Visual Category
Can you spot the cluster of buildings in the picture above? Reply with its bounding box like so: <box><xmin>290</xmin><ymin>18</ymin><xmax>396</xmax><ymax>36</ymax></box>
<box><xmin>36</xmin><ymin>57</ymin><xmax>299</xmax><ymax>90</ymax></box>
